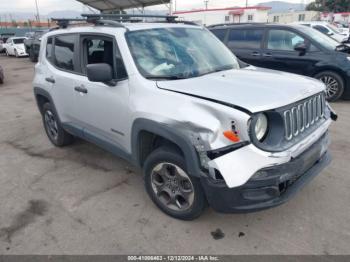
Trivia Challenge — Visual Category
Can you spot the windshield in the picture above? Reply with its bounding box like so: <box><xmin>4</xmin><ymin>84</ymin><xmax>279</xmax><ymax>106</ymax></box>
<box><xmin>126</xmin><ymin>27</ymin><xmax>240</xmax><ymax>80</ymax></box>
<box><xmin>326</xmin><ymin>23</ymin><xmax>342</xmax><ymax>34</ymax></box>
<box><xmin>13</xmin><ymin>38</ymin><xmax>25</xmax><ymax>44</ymax></box>
<box><xmin>298</xmin><ymin>26</ymin><xmax>340</xmax><ymax>50</ymax></box>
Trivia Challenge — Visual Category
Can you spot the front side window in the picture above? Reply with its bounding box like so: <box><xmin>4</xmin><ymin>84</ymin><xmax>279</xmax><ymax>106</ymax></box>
<box><xmin>228</xmin><ymin>29</ymin><xmax>263</xmax><ymax>49</ymax></box>
<box><xmin>82</xmin><ymin>37</ymin><xmax>127</xmax><ymax>80</ymax></box>
<box><xmin>126</xmin><ymin>28</ymin><xmax>239</xmax><ymax>79</ymax></box>
<box><xmin>314</xmin><ymin>25</ymin><xmax>329</xmax><ymax>34</ymax></box>
<box><xmin>267</xmin><ymin>29</ymin><xmax>306</xmax><ymax>51</ymax></box>
<box><xmin>210</xmin><ymin>29</ymin><xmax>227</xmax><ymax>42</ymax></box>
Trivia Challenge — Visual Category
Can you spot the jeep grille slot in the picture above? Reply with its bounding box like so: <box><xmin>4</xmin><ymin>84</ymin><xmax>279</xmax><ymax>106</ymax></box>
<box><xmin>283</xmin><ymin>94</ymin><xmax>325</xmax><ymax>141</ymax></box>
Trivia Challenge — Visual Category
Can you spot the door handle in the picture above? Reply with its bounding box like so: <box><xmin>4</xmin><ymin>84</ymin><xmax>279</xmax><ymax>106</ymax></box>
<box><xmin>262</xmin><ymin>53</ymin><xmax>272</xmax><ymax>58</ymax></box>
<box><xmin>251</xmin><ymin>51</ymin><xmax>261</xmax><ymax>57</ymax></box>
<box><xmin>74</xmin><ymin>85</ymin><xmax>88</xmax><ymax>94</ymax></box>
<box><xmin>45</xmin><ymin>77</ymin><xmax>55</xmax><ymax>83</ymax></box>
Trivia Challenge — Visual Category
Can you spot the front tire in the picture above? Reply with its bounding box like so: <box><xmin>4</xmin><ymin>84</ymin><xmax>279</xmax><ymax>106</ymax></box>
<box><xmin>42</xmin><ymin>103</ymin><xmax>74</xmax><ymax>147</ymax></box>
<box><xmin>315</xmin><ymin>71</ymin><xmax>344</xmax><ymax>102</ymax></box>
<box><xmin>14</xmin><ymin>49</ymin><xmax>18</xmax><ymax>58</ymax></box>
<box><xmin>144</xmin><ymin>147</ymin><xmax>207</xmax><ymax>220</ymax></box>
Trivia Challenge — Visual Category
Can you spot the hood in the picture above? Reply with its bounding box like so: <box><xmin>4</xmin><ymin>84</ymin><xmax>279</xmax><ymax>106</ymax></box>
<box><xmin>157</xmin><ymin>66</ymin><xmax>325</xmax><ymax>113</ymax></box>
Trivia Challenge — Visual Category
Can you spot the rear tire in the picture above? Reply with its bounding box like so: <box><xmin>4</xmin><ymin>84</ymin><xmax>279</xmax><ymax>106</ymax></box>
<box><xmin>144</xmin><ymin>146</ymin><xmax>207</xmax><ymax>220</ymax></box>
<box><xmin>315</xmin><ymin>71</ymin><xmax>344</xmax><ymax>102</ymax></box>
<box><xmin>42</xmin><ymin>103</ymin><xmax>74</xmax><ymax>147</ymax></box>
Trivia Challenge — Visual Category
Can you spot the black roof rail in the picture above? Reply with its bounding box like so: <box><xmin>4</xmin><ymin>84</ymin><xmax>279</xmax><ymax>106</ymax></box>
<box><xmin>208</xmin><ymin>22</ymin><xmax>268</xmax><ymax>28</ymax></box>
<box><xmin>51</xmin><ymin>18</ymin><xmax>87</xmax><ymax>29</ymax></box>
<box><xmin>51</xmin><ymin>13</ymin><xmax>199</xmax><ymax>30</ymax></box>
<box><xmin>81</xmin><ymin>13</ymin><xmax>178</xmax><ymax>23</ymax></box>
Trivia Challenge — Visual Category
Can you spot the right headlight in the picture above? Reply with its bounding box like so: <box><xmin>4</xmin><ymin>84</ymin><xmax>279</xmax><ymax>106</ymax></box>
<box><xmin>254</xmin><ymin>113</ymin><xmax>268</xmax><ymax>142</ymax></box>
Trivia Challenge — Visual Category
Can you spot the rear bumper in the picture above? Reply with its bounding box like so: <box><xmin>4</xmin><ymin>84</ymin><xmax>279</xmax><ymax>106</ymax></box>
<box><xmin>201</xmin><ymin>134</ymin><xmax>331</xmax><ymax>213</ymax></box>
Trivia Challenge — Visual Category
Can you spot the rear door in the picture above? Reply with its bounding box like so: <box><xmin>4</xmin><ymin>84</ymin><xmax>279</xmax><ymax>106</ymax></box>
<box><xmin>46</xmin><ymin>33</ymin><xmax>83</xmax><ymax>131</ymax></box>
<box><xmin>226</xmin><ymin>28</ymin><xmax>264</xmax><ymax>66</ymax></box>
<box><xmin>260</xmin><ymin>28</ymin><xmax>319</xmax><ymax>75</ymax></box>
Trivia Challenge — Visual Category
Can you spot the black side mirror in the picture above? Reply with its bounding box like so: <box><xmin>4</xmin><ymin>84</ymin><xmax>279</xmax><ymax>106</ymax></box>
<box><xmin>86</xmin><ymin>63</ymin><xmax>116</xmax><ymax>86</ymax></box>
<box><xmin>294</xmin><ymin>43</ymin><xmax>307</xmax><ymax>56</ymax></box>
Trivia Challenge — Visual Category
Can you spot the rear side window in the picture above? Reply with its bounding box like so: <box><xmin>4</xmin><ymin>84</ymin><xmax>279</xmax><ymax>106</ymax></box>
<box><xmin>54</xmin><ymin>35</ymin><xmax>75</xmax><ymax>71</ymax></box>
<box><xmin>211</xmin><ymin>29</ymin><xmax>227</xmax><ymax>42</ymax></box>
<box><xmin>228</xmin><ymin>29</ymin><xmax>263</xmax><ymax>49</ymax></box>
<box><xmin>46</xmin><ymin>37</ymin><xmax>53</xmax><ymax>61</ymax></box>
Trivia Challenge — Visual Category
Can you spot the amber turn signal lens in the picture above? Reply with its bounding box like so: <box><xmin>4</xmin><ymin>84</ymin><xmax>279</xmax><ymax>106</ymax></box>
<box><xmin>223</xmin><ymin>130</ymin><xmax>240</xmax><ymax>142</ymax></box>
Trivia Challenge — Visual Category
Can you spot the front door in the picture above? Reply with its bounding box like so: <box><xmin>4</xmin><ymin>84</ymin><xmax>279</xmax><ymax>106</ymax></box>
<box><xmin>74</xmin><ymin>35</ymin><xmax>130</xmax><ymax>151</ymax></box>
<box><xmin>260</xmin><ymin>29</ymin><xmax>318</xmax><ymax>75</ymax></box>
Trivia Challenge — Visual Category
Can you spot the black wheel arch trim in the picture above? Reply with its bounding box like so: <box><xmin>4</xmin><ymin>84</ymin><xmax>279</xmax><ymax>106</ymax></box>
<box><xmin>131</xmin><ymin>118</ymin><xmax>204</xmax><ymax>178</ymax></box>
<box><xmin>33</xmin><ymin>87</ymin><xmax>60</xmax><ymax>119</ymax></box>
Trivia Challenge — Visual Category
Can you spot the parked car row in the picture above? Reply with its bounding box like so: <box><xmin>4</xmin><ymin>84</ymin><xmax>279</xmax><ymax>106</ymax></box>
<box><xmin>209</xmin><ymin>23</ymin><xmax>350</xmax><ymax>101</ymax></box>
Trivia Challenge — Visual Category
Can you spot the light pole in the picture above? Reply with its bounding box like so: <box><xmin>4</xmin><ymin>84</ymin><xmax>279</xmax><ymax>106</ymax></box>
<box><xmin>246</xmin><ymin>0</ymin><xmax>248</xmax><ymax>8</ymax></box>
<box><xmin>35</xmin><ymin>0</ymin><xmax>40</xmax><ymax>22</ymax></box>
<box><xmin>204</xmin><ymin>0</ymin><xmax>209</xmax><ymax>10</ymax></box>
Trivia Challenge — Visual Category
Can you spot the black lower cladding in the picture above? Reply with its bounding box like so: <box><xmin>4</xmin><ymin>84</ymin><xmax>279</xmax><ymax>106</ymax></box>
<box><xmin>201</xmin><ymin>133</ymin><xmax>331</xmax><ymax>213</ymax></box>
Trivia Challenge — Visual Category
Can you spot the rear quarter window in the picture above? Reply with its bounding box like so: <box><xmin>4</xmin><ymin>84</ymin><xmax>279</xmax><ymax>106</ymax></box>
<box><xmin>228</xmin><ymin>29</ymin><xmax>263</xmax><ymax>49</ymax></box>
<box><xmin>46</xmin><ymin>37</ymin><xmax>53</xmax><ymax>62</ymax></box>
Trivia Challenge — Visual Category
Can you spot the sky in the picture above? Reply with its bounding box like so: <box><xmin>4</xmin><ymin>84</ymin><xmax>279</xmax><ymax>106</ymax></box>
<box><xmin>0</xmin><ymin>0</ymin><xmax>311</xmax><ymax>14</ymax></box>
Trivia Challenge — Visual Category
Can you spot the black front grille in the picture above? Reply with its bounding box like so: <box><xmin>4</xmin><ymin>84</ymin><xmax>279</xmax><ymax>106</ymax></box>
<box><xmin>283</xmin><ymin>93</ymin><xmax>326</xmax><ymax>141</ymax></box>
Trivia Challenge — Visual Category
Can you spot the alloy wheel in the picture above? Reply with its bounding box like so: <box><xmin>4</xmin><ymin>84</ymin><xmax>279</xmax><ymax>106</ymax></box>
<box><xmin>150</xmin><ymin>163</ymin><xmax>194</xmax><ymax>212</ymax></box>
<box><xmin>319</xmin><ymin>75</ymin><xmax>339</xmax><ymax>100</ymax></box>
<box><xmin>44</xmin><ymin>110</ymin><xmax>59</xmax><ymax>140</ymax></box>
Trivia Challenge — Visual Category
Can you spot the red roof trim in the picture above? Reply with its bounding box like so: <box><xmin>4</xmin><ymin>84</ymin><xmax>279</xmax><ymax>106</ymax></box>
<box><xmin>174</xmin><ymin>6</ymin><xmax>271</xmax><ymax>15</ymax></box>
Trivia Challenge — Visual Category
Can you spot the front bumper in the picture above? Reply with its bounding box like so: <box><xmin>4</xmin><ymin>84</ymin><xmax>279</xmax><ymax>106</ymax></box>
<box><xmin>201</xmin><ymin>134</ymin><xmax>331</xmax><ymax>213</ymax></box>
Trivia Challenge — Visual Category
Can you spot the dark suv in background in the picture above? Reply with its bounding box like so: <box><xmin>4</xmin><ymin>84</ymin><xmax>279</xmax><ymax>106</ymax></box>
<box><xmin>24</xmin><ymin>30</ymin><xmax>48</xmax><ymax>62</ymax></box>
<box><xmin>209</xmin><ymin>23</ymin><xmax>350</xmax><ymax>101</ymax></box>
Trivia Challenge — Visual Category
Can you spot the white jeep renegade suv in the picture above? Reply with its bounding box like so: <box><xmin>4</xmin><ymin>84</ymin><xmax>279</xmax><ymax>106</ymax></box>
<box><xmin>33</xmin><ymin>15</ymin><xmax>336</xmax><ymax>220</ymax></box>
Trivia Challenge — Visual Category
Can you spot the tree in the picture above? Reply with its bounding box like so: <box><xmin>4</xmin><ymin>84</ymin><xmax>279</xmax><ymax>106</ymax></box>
<box><xmin>306</xmin><ymin>0</ymin><xmax>350</xmax><ymax>12</ymax></box>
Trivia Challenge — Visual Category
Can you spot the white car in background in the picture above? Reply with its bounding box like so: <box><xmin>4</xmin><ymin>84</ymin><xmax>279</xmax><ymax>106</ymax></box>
<box><xmin>3</xmin><ymin>37</ymin><xmax>28</xmax><ymax>57</ymax></box>
<box><xmin>293</xmin><ymin>21</ymin><xmax>349</xmax><ymax>43</ymax></box>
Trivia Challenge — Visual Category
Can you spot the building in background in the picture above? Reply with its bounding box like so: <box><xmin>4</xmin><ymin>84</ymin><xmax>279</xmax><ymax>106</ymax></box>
<box><xmin>321</xmin><ymin>12</ymin><xmax>350</xmax><ymax>24</ymax></box>
<box><xmin>268</xmin><ymin>10</ymin><xmax>320</xmax><ymax>23</ymax></box>
<box><xmin>174</xmin><ymin>6</ymin><xmax>271</xmax><ymax>26</ymax></box>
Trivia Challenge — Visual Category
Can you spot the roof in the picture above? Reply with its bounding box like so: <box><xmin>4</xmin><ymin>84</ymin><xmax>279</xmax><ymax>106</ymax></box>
<box><xmin>174</xmin><ymin>6</ymin><xmax>271</xmax><ymax>15</ymax></box>
<box><xmin>45</xmin><ymin>22</ymin><xmax>199</xmax><ymax>37</ymax></box>
<box><xmin>208</xmin><ymin>23</ymin><xmax>305</xmax><ymax>30</ymax></box>
<box><xmin>75</xmin><ymin>0</ymin><xmax>170</xmax><ymax>11</ymax></box>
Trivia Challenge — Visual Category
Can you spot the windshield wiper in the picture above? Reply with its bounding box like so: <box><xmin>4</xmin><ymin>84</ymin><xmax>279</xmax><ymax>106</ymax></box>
<box><xmin>145</xmin><ymin>75</ymin><xmax>188</xmax><ymax>80</ymax></box>
<box><xmin>198</xmin><ymin>65</ymin><xmax>234</xmax><ymax>77</ymax></box>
